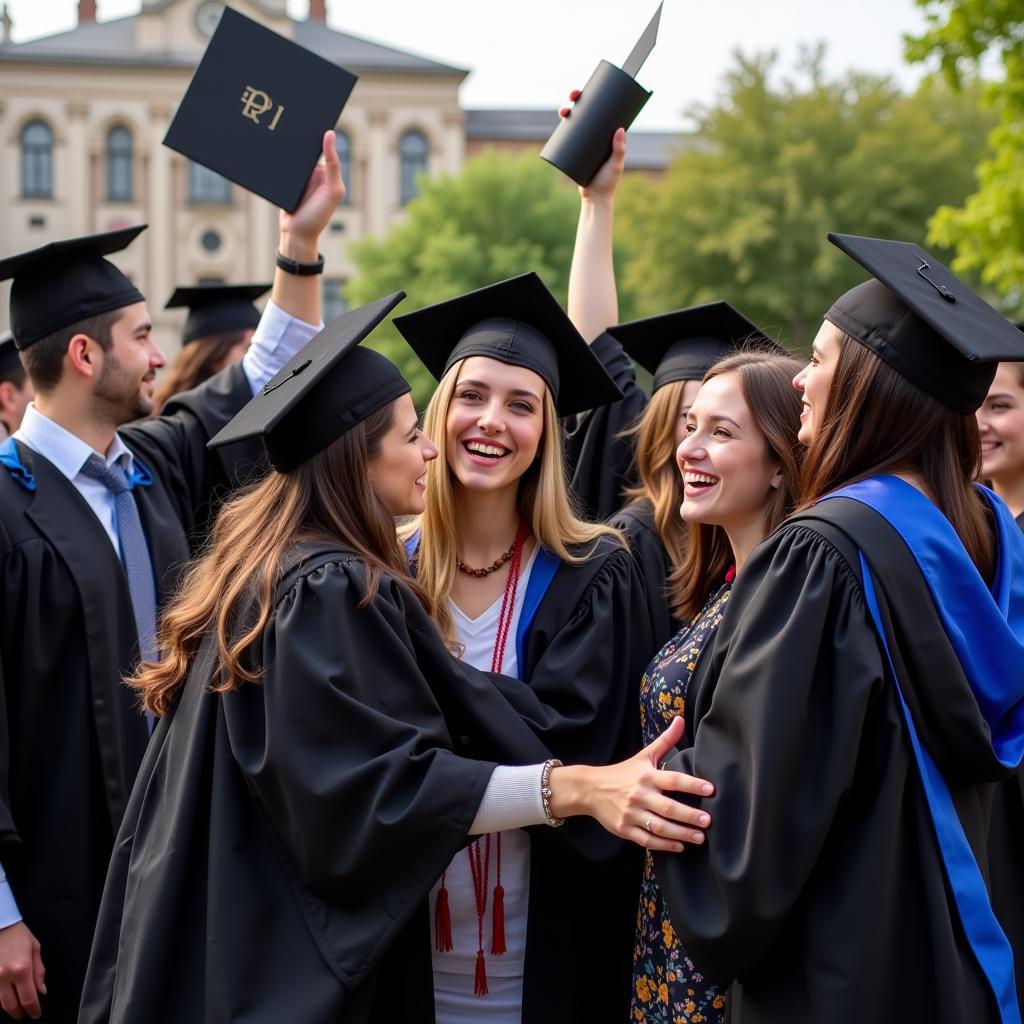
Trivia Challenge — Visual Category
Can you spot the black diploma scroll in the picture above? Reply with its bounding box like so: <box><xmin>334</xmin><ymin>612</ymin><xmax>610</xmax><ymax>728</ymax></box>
<box><xmin>539</xmin><ymin>4</ymin><xmax>662</xmax><ymax>187</ymax></box>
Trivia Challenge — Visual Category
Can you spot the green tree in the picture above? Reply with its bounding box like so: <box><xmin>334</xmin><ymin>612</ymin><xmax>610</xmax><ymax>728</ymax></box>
<box><xmin>906</xmin><ymin>1</ymin><xmax>1024</xmax><ymax>306</ymax></box>
<box><xmin>348</xmin><ymin>150</ymin><xmax>581</xmax><ymax>402</ymax></box>
<box><xmin>616</xmin><ymin>47</ymin><xmax>991</xmax><ymax>348</ymax></box>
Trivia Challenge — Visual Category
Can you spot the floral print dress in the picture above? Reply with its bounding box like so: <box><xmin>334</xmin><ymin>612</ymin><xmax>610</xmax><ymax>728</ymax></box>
<box><xmin>631</xmin><ymin>581</ymin><xmax>731</xmax><ymax>1024</ymax></box>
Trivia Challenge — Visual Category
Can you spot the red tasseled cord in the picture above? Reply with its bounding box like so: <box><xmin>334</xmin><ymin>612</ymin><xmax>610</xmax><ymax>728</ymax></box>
<box><xmin>490</xmin><ymin>883</ymin><xmax>506</xmax><ymax>955</ymax></box>
<box><xmin>434</xmin><ymin>877</ymin><xmax>453</xmax><ymax>952</ymax></box>
<box><xmin>474</xmin><ymin>949</ymin><xmax>490</xmax><ymax>996</ymax></box>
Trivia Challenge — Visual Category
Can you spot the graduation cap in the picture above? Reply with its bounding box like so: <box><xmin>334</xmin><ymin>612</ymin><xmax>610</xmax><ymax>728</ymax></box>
<box><xmin>208</xmin><ymin>292</ymin><xmax>408</xmax><ymax>472</ymax></box>
<box><xmin>539</xmin><ymin>3</ymin><xmax>661</xmax><ymax>186</ymax></box>
<box><xmin>0</xmin><ymin>226</ymin><xmax>146</xmax><ymax>349</ymax></box>
<box><xmin>0</xmin><ymin>333</ymin><xmax>20</xmax><ymax>376</ymax></box>
<box><xmin>826</xmin><ymin>233</ymin><xmax>1024</xmax><ymax>413</ymax></box>
<box><xmin>607</xmin><ymin>302</ymin><xmax>778</xmax><ymax>392</ymax></box>
<box><xmin>392</xmin><ymin>272</ymin><xmax>622</xmax><ymax>417</ymax></box>
<box><xmin>163</xmin><ymin>7</ymin><xmax>357</xmax><ymax>212</ymax></box>
<box><xmin>165</xmin><ymin>283</ymin><xmax>271</xmax><ymax>344</ymax></box>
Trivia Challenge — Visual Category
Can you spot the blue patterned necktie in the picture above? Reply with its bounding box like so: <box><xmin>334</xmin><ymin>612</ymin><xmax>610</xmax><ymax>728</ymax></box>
<box><xmin>80</xmin><ymin>453</ymin><xmax>159</xmax><ymax>668</ymax></box>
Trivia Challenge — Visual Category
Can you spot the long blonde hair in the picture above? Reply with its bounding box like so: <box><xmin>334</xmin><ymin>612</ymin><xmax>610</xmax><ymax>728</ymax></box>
<box><xmin>622</xmin><ymin>380</ymin><xmax>689</xmax><ymax>569</ymax></box>
<box><xmin>404</xmin><ymin>359</ymin><xmax>623</xmax><ymax>645</ymax></box>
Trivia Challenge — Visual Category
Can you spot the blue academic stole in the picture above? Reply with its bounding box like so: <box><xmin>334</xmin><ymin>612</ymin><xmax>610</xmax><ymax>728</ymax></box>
<box><xmin>822</xmin><ymin>475</ymin><xmax>1024</xmax><ymax>1024</ymax></box>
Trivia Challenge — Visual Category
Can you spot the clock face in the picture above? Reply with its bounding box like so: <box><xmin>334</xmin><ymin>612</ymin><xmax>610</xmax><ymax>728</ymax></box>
<box><xmin>195</xmin><ymin>1</ymin><xmax>224</xmax><ymax>38</ymax></box>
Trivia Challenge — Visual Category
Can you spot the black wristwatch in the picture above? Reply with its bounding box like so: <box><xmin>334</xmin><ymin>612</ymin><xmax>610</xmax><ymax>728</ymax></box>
<box><xmin>275</xmin><ymin>250</ymin><xmax>325</xmax><ymax>276</ymax></box>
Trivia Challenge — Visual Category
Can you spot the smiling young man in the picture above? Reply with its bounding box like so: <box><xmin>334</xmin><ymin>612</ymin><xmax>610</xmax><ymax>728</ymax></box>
<box><xmin>0</xmin><ymin>134</ymin><xmax>342</xmax><ymax>1023</ymax></box>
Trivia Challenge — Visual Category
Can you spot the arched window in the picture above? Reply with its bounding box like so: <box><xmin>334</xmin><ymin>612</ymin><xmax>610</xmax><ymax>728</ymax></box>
<box><xmin>335</xmin><ymin>130</ymin><xmax>352</xmax><ymax>205</ymax></box>
<box><xmin>106</xmin><ymin>125</ymin><xmax>133</xmax><ymax>201</ymax></box>
<box><xmin>188</xmin><ymin>161</ymin><xmax>232</xmax><ymax>204</ymax></box>
<box><xmin>399</xmin><ymin>129</ymin><xmax>428</xmax><ymax>205</ymax></box>
<box><xmin>21</xmin><ymin>120</ymin><xmax>53</xmax><ymax>199</ymax></box>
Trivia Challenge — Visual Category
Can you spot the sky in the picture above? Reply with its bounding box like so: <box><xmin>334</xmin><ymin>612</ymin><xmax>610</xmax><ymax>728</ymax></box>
<box><xmin>5</xmin><ymin>0</ymin><xmax>933</xmax><ymax>131</ymax></box>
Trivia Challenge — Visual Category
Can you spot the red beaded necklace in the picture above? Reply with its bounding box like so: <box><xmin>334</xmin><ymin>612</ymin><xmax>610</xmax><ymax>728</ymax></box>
<box><xmin>435</xmin><ymin>522</ymin><xmax>527</xmax><ymax>996</ymax></box>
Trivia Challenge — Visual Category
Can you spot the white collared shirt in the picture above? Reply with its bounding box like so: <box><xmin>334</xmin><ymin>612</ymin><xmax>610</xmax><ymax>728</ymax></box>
<box><xmin>12</xmin><ymin>299</ymin><xmax>321</xmax><ymax>554</ymax></box>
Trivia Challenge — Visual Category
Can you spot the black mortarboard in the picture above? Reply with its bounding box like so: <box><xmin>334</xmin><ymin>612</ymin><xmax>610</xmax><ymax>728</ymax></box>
<box><xmin>165</xmin><ymin>283</ymin><xmax>271</xmax><ymax>344</ymax></box>
<box><xmin>0</xmin><ymin>333</ymin><xmax>20</xmax><ymax>376</ymax></box>
<box><xmin>0</xmin><ymin>226</ymin><xmax>146</xmax><ymax>349</ymax></box>
<box><xmin>392</xmin><ymin>273</ymin><xmax>622</xmax><ymax>417</ymax></box>
<box><xmin>539</xmin><ymin>4</ymin><xmax>661</xmax><ymax>187</ymax></box>
<box><xmin>607</xmin><ymin>301</ymin><xmax>777</xmax><ymax>392</ymax></box>
<box><xmin>208</xmin><ymin>292</ymin><xmax>408</xmax><ymax>472</ymax></box>
<box><xmin>163</xmin><ymin>7</ymin><xmax>357</xmax><ymax>212</ymax></box>
<box><xmin>826</xmin><ymin>233</ymin><xmax>1024</xmax><ymax>413</ymax></box>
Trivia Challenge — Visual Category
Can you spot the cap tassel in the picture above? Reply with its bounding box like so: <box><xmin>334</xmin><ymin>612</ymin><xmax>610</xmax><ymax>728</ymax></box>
<box><xmin>490</xmin><ymin>884</ymin><xmax>506</xmax><ymax>955</ymax></box>
<box><xmin>474</xmin><ymin>949</ymin><xmax>489</xmax><ymax>996</ymax></box>
<box><xmin>434</xmin><ymin>877</ymin><xmax>453</xmax><ymax>953</ymax></box>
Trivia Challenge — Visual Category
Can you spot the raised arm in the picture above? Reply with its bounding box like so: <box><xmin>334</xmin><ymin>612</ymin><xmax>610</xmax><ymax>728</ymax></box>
<box><xmin>568</xmin><ymin>126</ymin><xmax>625</xmax><ymax>343</ymax></box>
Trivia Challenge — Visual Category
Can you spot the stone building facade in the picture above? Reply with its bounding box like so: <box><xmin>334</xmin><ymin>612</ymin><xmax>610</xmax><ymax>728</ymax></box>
<box><xmin>0</xmin><ymin>0</ymin><xmax>683</xmax><ymax>355</ymax></box>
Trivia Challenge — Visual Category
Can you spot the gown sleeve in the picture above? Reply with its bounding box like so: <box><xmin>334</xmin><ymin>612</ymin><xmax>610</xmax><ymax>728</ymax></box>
<box><xmin>563</xmin><ymin>332</ymin><xmax>648</xmax><ymax>521</ymax></box>
<box><xmin>224</xmin><ymin>558</ymin><xmax>500</xmax><ymax>901</ymax></box>
<box><xmin>122</xmin><ymin>363</ymin><xmax>262</xmax><ymax>540</ymax></box>
<box><xmin>610</xmin><ymin>502</ymin><xmax>676</xmax><ymax>649</ymax></box>
<box><xmin>652</xmin><ymin>522</ymin><xmax>886</xmax><ymax>981</ymax></box>
<box><xmin>497</xmin><ymin>541</ymin><xmax>651</xmax><ymax>767</ymax></box>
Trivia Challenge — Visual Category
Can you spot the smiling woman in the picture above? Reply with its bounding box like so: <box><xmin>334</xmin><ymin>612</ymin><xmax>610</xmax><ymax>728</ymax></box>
<box><xmin>978</xmin><ymin>360</ymin><xmax>1024</xmax><ymax>524</ymax></box>
<box><xmin>394</xmin><ymin>273</ymin><xmax>663</xmax><ymax>1023</ymax></box>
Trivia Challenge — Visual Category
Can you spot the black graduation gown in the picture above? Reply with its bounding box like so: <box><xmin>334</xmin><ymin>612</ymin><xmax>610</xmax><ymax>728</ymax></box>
<box><xmin>989</xmin><ymin>509</ymin><xmax>1024</xmax><ymax>1004</ymax></box>
<box><xmin>563</xmin><ymin>331</ymin><xmax>648</xmax><ymax>521</ymax></box>
<box><xmin>0</xmin><ymin>364</ymin><xmax>255</xmax><ymax>1023</ymax></box>
<box><xmin>79</xmin><ymin>548</ymin><xmax>555</xmax><ymax>1024</ymax></box>
<box><xmin>653</xmin><ymin>497</ymin><xmax>1007</xmax><ymax>1023</ymax></box>
<box><xmin>609</xmin><ymin>498</ymin><xmax>678</xmax><ymax>650</ymax></box>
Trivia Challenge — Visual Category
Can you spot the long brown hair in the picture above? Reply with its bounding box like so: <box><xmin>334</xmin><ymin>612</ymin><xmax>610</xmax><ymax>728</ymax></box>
<box><xmin>402</xmin><ymin>359</ymin><xmax>624</xmax><ymax>647</ymax></box>
<box><xmin>622</xmin><ymin>380</ymin><xmax>689</xmax><ymax>569</ymax></box>
<box><xmin>799</xmin><ymin>328</ymin><xmax>993</xmax><ymax>579</ymax></box>
<box><xmin>131</xmin><ymin>400</ymin><xmax>433</xmax><ymax>716</ymax></box>
<box><xmin>153</xmin><ymin>330</ymin><xmax>250</xmax><ymax>412</ymax></box>
<box><xmin>671</xmin><ymin>352</ymin><xmax>806</xmax><ymax>622</ymax></box>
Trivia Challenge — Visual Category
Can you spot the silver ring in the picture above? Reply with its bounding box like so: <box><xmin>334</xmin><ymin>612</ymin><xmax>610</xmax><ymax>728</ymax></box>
<box><xmin>645</xmin><ymin>817</ymin><xmax>654</xmax><ymax>833</ymax></box>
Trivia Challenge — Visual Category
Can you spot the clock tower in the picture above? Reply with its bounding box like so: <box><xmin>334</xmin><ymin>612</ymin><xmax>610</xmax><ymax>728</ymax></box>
<box><xmin>136</xmin><ymin>0</ymin><xmax>293</xmax><ymax>53</ymax></box>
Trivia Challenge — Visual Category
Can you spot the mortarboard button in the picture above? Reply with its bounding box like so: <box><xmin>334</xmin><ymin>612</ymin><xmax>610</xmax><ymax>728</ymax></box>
<box><xmin>208</xmin><ymin>291</ymin><xmax>408</xmax><ymax>472</ymax></box>
<box><xmin>825</xmin><ymin>233</ymin><xmax>1024</xmax><ymax>413</ymax></box>
<box><xmin>163</xmin><ymin>7</ymin><xmax>358</xmax><ymax>212</ymax></box>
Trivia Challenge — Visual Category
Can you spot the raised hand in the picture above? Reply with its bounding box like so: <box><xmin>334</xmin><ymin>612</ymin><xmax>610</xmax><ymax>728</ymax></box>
<box><xmin>279</xmin><ymin>129</ymin><xmax>345</xmax><ymax>257</ymax></box>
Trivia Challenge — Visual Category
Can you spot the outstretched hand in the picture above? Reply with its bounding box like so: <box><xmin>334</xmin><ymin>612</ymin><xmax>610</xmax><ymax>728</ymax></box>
<box><xmin>548</xmin><ymin>715</ymin><xmax>715</xmax><ymax>853</ymax></box>
<box><xmin>279</xmin><ymin>130</ymin><xmax>345</xmax><ymax>247</ymax></box>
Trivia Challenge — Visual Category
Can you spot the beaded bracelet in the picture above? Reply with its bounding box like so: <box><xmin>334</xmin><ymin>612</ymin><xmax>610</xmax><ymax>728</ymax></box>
<box><xmin>540</xmin><ymin>758</ymin><xmax>566</xmax><ymax>828</ymax></box>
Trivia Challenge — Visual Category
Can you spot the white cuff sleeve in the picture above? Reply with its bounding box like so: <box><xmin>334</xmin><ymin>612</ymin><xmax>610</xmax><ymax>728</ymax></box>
<box><xmin>469</xmin><ymin>764</ymin><xmax>548</xmax><ymax>834</ymax></box>
<box><xmin>241</xmin><ymin>299</ymin><xmax>323</xmax><ymax>396</ymax></box>
<box><xmin>0</xmin><ymin>865</ymin><xmax>22</xmax><ymax>929</ymax></box>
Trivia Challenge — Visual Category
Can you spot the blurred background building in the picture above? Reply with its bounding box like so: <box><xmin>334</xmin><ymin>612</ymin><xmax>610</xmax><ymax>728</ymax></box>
<box><xmin>0</xmin><ymin>0</ymin><xmax>685</xmax><ymax>354</ymax></box>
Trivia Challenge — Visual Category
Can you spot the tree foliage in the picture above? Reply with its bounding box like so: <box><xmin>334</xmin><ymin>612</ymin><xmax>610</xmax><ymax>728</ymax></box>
<box><xmin>348</xmin><ymin>150</ymin><xmax>580</xmax><ymax>402</ymax></box>
<box><xmin>906</xmin><ymin>0</ymin><xmax>1024</xmax><ymax>306</ymax></box>
<box><xmin>615</xmin><ymin>47</ymin><xmax>991</xmax><ymax>348</ymax></box>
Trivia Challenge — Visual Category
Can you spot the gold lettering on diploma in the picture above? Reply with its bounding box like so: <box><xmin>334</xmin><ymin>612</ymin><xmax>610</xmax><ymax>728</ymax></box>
<box><xmin>241</xmin><ymin>86</ymin><xmax>284</xmax><ymax>131</ymax></box>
